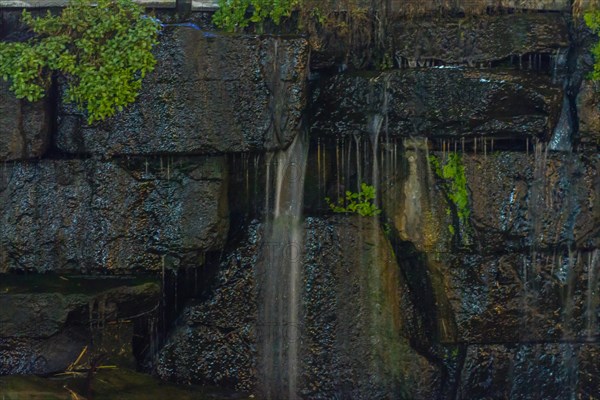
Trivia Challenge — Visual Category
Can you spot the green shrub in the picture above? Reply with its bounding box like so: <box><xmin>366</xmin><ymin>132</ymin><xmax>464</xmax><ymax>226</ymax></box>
<box><xmin>325</xmin><ymin>183</ymin><xmax>382</xmax><ymax>217</ymax></box>
<box><xmin>429</xmin><ymin>153</ymin><xmax>470</xmax><ymax>234</ymax></box>
<box><xmin>0</xmin><ymin>0</ymin><xmax>161</xmax><ymax>123</ymax></box>
<box><xmin>585</xmin><ymin>10</ymin><xmax>600</xmax><ymax>82</ymax></box>
<box><xmin>212</xmin><ymin>0</ymin><xmax>299</xmax><ymax>32</ymax></box>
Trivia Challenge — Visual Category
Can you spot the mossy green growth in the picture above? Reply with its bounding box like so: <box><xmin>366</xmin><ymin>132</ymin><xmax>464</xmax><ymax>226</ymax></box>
<box><xmin>325</xmin><ymin>182</ymin><xmax>382</xmax><ymax>217</ymax></box>
<box><xmin>212</xmin><ymin>0</ymin><xmax>299</xmax><ymax>32</ymax></box>
<box><xmin>0</xmin><ymin>0</ymin><xmax>160</xmax><ymax>124</ymax></box>
<box><xmin>585</xmin><ymin>10</ymin><xmax>600</xmax><ymax>82</ymax></box>
<box><xmin>429</xmin><ymin>153</ymin><xmax>470</xmax><ymax>233</ymax></box>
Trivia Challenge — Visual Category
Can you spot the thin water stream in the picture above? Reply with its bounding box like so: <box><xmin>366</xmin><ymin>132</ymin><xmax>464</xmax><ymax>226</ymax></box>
<box><xmin>257</xmin><ymin>130</ymin><xmax>308</xmax><ymax>400</ymax></box>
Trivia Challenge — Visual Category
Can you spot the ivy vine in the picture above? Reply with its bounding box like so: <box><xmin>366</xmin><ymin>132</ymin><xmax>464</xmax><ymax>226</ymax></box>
<box><xmin>584</xmin><ymin>10</ymin><xmax>600</xmax><ymax>82</ymax></box>
<box><xmin>429</xmin><ymin>153</ymin><xmax>470</xmax><ymax>235</ymax></box>
<box><xmin>0</xmin><ymin>0</ymin><xmax>161</xmax><ymax>123</ymax></box>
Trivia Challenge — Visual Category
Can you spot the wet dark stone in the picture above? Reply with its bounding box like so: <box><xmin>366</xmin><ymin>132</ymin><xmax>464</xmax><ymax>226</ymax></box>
<box><xmin>0</xmin><ymin>157</ymin><xmax>228</xmax><ymax>273</ymax></box>
<box><xmin>444</xmin><ymin>251</ymin><xmax>599</xmax><ymax>343</ymax></box>
<box><xmin>393</xmin><ymin>14</ymin><xmax>569</xmax><ymax>67</ymax></box>
<box><xmin>463</xmin><ymin>152</ymin><xmax>599</xmax><ymax>252</ymax></box>
<box><xmin>301</xmin><ymin>216</ymin><xmax>440</xmax><ymax>400</ymax></box>
<box><xmin>55</xmin><ymin>28</ymin><xmax>309</xmax><ymax>156</ymax></box>
<box><xmin>458</xmin><ymin>344</ymin><xmax>600</xmax><ymax>400</ymax></box>
<box><xmin>156</xmin><ymin>222</ymin><xmax>262</xmax><ymax>392</ymax></box>
<box><xmin>158</xmin><ymin>218</ymin><xmax>441</xmax><ymax>399</ymax></box>
<box><xmin>0</xmin><ymin>277</ymin><xmax>160</xmax><ymax>375</ymax></box>
<box><xmin>311</xmin><ymin>69</ymin><xmax>562</xmax><ymax>140</ymax></box>
<box><xmin>0</xmin><ymin>81</ymin><xmax>50</xmax><ymax>162</ymax></box>
<box><xmin>576</xmin><ymin>80</ymin><xmax>600</xmax><ymax>146</ymax></box>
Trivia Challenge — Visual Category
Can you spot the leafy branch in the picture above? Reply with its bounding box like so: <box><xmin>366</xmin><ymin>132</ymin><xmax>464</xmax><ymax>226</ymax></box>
<box><xmin>0</xmin><ymin>0</ymin><xmax>161</xmax><ymax>124</ymax></box>
<box><xmin>584</xmin><ymin>10</ymin><xmax>600</xmax><ymax>82</ymax></box>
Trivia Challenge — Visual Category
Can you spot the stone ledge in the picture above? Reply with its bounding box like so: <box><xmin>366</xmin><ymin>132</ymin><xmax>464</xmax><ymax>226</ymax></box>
<box><xmin>0</xmin><ymin>81</ymin><xmax>50</xmax><ymax>162</ymax></box>
<box><xmin>0</xmin><ymin>0</ymin><xmax>176</xmax><ymax>7</ymax></box>
<box><xmin>392</xmin><ymin>0</ymin><xmax>570</xmax><ymax>12</ymax></box>
<box><xmin>55</xmin><ymin>28</ymin><xmax>310</xmax><ymax>156</ymax></box>
<box><xmin>0</xmin><ymin>277</ymin><xmax>160</xmax><ymax>374</ymax></box>
<box><xmin>311</xmin><ymin>69</ymin><xmax>563</xmax><ymax>140</ymax></box>
<box><xmin>0</xmin><ymin>157</ymin><xmax>229</xmax><ymax>273</ymax></box>
<box><xmin>191</xmin><ymin>0</ymin><xmax>218</xmax><ymax>10</ymax></box>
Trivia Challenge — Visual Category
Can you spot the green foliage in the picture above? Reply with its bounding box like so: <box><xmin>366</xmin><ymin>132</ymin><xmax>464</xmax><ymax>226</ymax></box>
<box><xmin>429</xmin><ymin>153</ymin><xmax>470</xmax><ymax>233</ymax></box>
<box><xmin>584</xmin><ymin>10</ymin><xmax>600</xmax><ymax>82</ymax></box>
<box><xmin>212</xmin><ymin>0</ymin><xmax>299</xmax><ymax>32</ymax></box>
<box><xmin>378</xmin><ymin>52</ymin><xmax>394</xmax><ymax>70</ymax></box>
<box><xmin>325</xmin><ymin>183</ymin><xmax>382</xmax><ymax>217</ymax></box>
<box><xmin>0</xmin><ymin>0</ymin><xmax>160</xmax><ymax>123</ymax></box>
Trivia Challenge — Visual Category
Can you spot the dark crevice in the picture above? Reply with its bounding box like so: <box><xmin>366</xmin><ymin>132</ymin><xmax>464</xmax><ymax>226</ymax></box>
<box><xmin>381</xmin><ymin>215</ymin><xmax>456</xmax><ymax>398</ymax></box>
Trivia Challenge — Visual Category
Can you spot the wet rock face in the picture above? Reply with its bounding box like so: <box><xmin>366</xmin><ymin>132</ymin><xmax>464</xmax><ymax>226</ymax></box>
<box><xmin>55</xmin><ymin>28</ymin><xmax>309</xmax><ymax>156</ymax></box>
<box><xmin>0</xmin><ymin>81</ymin><xmax>50</xmax><ymax>162</ymax></box>
<box><xmin>391</xmin><ymin>0</ymin><xmax>569</xmax><ymax>14</ymax></box>
<box><xmin>0</xmin><ymin>277</ymin><xmax>160</xmax><ymax>375</ymax></box>
<box><xmin>576</xmin><ymin>80</ymin><xmax>600</xmax><ymax>145</ymax></box>
<box><xmin>301</xmin><ymin>216</ymin><xmax>439</xmax><ymax>400</ymax></box>
<box><xmin>393</xmin><ymin>14</ymin><xmax>568</xmax><ymax>67</ymax></box>
<box><xmin>156</xmin><ymin>222</ymin><xmax>262</xmax><ymax>392</ymax></box>
<box><xmin>464</xmin><ymin>152</ymin><xmax>598</xmax><ymax>252</ymax></box>
<box><xmin>158</xmin><ymin>218</ymin><xmax>440</xmax><ymax>399</ymax></box>
<box><xmin>311</xmin><ymin>69</ymin><xmax>562</xmax><ymax>140</ymax></box>
<box><xmin>0</xmin><ymin>157</ymin><xmax>228</xmax><ymax>273</ymax></box>
<box><xmin>458</xmin><ymin>344</ymin><xmax>600</xmax><ymax>399</ymax></box>
<box><xmin>444</xmin><ymin>250</ymin><xmax>600</xmax><ymax>343</ymax></box>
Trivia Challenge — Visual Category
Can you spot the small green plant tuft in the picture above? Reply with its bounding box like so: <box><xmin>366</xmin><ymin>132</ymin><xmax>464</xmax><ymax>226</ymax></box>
<box><xmin>585</xmin><ymin>10</ymin><xmax>600</xmax><ymax>82</ymax></box>
<box><xmin>212</xmin><ymin>0</ymin><xmax>299</xmax><ymax>32</ymax></box>
<box><xmin>325</xmin><ymin>183</ymin><xmax>382</xmax><ymax>217</ymax></box>
<box><xmin>429</xmin><ymin>153</ymin><xmax>470</xmax><ymax>234</ymax></box>
<box><xmin>0</xmin><ymin>0</ymin><xmax>161</xmax><ymax>124</ymax></box>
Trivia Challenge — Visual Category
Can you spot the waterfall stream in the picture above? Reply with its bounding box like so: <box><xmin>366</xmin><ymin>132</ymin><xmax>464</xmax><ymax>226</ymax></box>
<box><xmin>257</xmin><ymin>130</ymin><xmax>308</xmax><ymax>400</ymax></box>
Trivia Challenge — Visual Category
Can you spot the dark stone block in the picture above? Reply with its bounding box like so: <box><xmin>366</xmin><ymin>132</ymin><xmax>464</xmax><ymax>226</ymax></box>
<box><xmin>311</xmin><ymin>69</ymin><xmax>562</xmax><ymax>140</ymax></box>
<box><xmin>0</xmin><ymin>81</ymin><xmax>50</xmax><ymax>162</ymax></box>
<box><xmin>0</xmin><ymin>157</ymin><xmax>228</xmax><ymax>273</ymax></box>
<box><xmin>55</xmin><ymin>29</ymin><xmax>309</xmax><ymax>156</ymax></box>
<box><xmin>393</xmin><ymin>14</ymin><xmax>569</xmax><ymax>67</ymax></box>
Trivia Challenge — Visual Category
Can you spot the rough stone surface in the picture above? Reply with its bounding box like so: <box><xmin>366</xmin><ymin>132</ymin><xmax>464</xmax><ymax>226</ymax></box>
<box><xmin>392</xmin><ymin>0</ymin><xmax>569</xmax><ymax>14</ymax></box>
<box><xmin>0</xmin><ymin>81</ymin><xmax>50</xmax><ymax>162</ymax></box>
<box><xmin>311</xmin><ymin>69</ymin><xmax>562</xmax><ymax>140</ymax></box>
<box><xmin>443</xmin><ymin>251</ymin><xmax>600</xmax><ymax>343</ymax></box>
<box><xmin>0</xmin><ymin>157</ymin><xmax>228</xmax><ymax>273</ymax></box>
<box><xmin>156</xmin><ymin>222</ymin><xmax>262</xmax><ymax>392</ymax></box>
<box><xmin>0</xmin><ymin>8</ymin><xmax>597</xmax><ymax>400</ymax></box>
<box><xmin>0</xmin><ymin>0</ymin><xmax>175</xmax><ymax>7</ymax></box>
<box><xmin>380</xmin><ymin>139</ymin><xmax>453</xmax><ymax>254</ymax></box>
<box><xmin>463</xmin><ymin>152</ymin><xmax>599</xmax><ymax>251</ymax></box>
<box><xmin>457</xmin><ymin>344</ymin><xmax>600</xmax><ymax>399</ymax></box>
<box><xmin>157</xmin><ymin>218</ymin><xmax>441</xmax><ymax>399</ymax></box>
<box><xmin>0</xmin><ymin>277</ymin><xmax>160</xmax><ymax>375</ymax></box>
<box><xmin>55</xmin><ymin>28</ymin><xmax>309</xmax><ymax>156</ymax></box>
<box><xmin>301</xmin><ymin>216</ymin><xmax>440</xmax><ymax>400</ymax></box>
<box><xmin>576</xmin><ymin>80</ymin><xmax>600</xmax><ymax>146</ymax></box>
<box><xmin>393</xmin><ymin>14</ymin><xmax>569</xmax><ymax>66</ymax></box>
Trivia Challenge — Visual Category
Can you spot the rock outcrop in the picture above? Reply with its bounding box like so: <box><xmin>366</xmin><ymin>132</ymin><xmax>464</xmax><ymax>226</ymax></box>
<box><xmin>55</xmin><ymin>29</ymin><xmax>309</xmax><ymax>156</ymax></box>
<box><xmin>0</xmin><ymin>157</ymin><xmax>228</xmax><ymax>273</ymax></box>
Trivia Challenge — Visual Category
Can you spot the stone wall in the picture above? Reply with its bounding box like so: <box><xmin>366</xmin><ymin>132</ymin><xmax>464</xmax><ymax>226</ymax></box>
<box><xmin>0</xmin><ymin>6</ymin><xmax>598</xmax><ymax>400</ymax></box>
<box><xmin>0</xmin><ymin>28</ymin><xmax>309</xmax><ymax>273</ymax></box>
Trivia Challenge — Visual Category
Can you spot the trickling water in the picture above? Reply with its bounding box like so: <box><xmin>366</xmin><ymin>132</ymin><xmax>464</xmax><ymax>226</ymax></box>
<box><xmin>258</xmin><ymin>130</ymin><xmax>308</xmax><ymax>400</ymax></box>
<box><xmin>586</xmin><ymin>250</ymin><xmax>599</xmax><ymax>340</ymax></box>
<box><xmin>549</xmin><ymin>96</ymin><xmax>573</xmax><ymax>152</ymax></box>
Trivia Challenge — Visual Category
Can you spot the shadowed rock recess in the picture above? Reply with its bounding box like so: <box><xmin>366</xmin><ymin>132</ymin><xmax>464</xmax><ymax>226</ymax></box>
<box><xmin>0</xmin><ymin>5</ymin><xmax>599</xmax><ymax>400</ymax></box>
